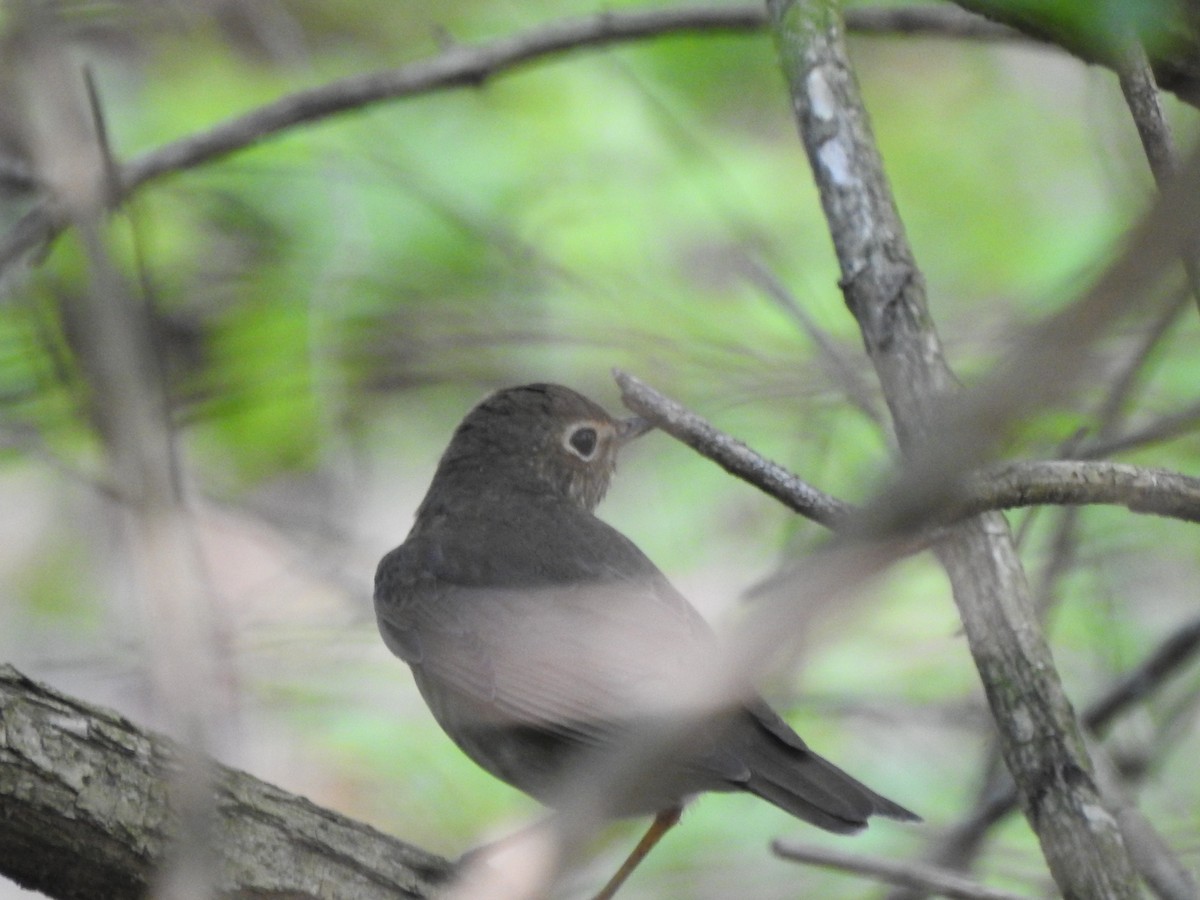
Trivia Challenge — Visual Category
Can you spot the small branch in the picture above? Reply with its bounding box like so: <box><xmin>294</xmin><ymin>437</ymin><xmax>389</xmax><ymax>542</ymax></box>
<box><xmin>0</xmin><ymin>665</ymin><xmax>452</xmax><ymax>900</ymax></box>
<box><xmin>770</xmin><ymin>840</ymin><xmax>1034</xmax><ymax>900</ymax></box>
<box><xmin>740</xmin><ymin>259</ymin><xmax>889</xmax><ymax>433</ymax></box>
<box><xmin>1114</xmin><ymin>41</ymin><xmax>1200</xmax><ymax>320</ymax></box>
<box><xmin>1079</xmin><ymin>399</ymin><xmax>1200</xmax><ymax>459</ymax></box>
<box><xmin>616</xmin><ymin>371</ymin><xmax>1200</xmax><ymax>528</ymax></box>
<box><xmin>615</xmin><ymin>369</ymin><xmax>853</xmax><ymax>527</ymax></box>
<box><xmin>1116</xmin><ymin>41</ymin><xmax>1180</xmax><ymax>187</ymax></box>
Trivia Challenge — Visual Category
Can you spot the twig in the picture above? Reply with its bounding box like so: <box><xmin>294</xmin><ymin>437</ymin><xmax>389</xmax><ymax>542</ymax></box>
<box><xmin>616</xmin><ymin>371</ymin><xmax>1200</xmax><ymax>528</ymax></box>
<box><xmin>770</xmin><ymin>840</ymin><xmax>1034</xmax><ymax>900</ymax></box>
<box><xmin>1114</xmin><ymin>41</ymin><xmax>1200</xmax><ymax>318</ymax></box>
<box><xmin>1079</xmin><ymin>399</ymin><xmax>1200</xmax><ymax>459</ymax></box>
<box><xmin>740</xmin><ymin>259</ymin><xmax>889</xmax><ymax>432</ymax></box>
<box><xmin>615</xmin><ymin>369</ymin><xmax>853</xmax><ymax>527</ymax></box>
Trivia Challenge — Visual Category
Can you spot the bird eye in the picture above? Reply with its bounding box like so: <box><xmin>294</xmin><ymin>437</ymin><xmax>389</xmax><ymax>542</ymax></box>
<box><xmin>566</xmin><ymin>425</ymin><xmax>599</xmax><ymax>459</ymax></box>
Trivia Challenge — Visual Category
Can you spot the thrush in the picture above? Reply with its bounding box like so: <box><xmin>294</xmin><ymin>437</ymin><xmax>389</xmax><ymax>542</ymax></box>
<box><xmin>374</xmin><ymin>383</ymin><xmax>916</xmax><ymax>898</ymax></box>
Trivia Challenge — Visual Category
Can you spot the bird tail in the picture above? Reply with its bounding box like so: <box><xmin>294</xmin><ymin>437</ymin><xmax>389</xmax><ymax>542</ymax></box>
<box><xmin>737</xmin><ymin>717</ymin><xmax>919</xmax><ymax>833</ymax></box>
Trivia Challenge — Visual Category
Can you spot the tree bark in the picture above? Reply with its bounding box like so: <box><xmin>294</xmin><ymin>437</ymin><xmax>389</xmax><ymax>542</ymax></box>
<box><xmin>764</xmin><ymin>1</ymin><xmax>1143</xmax><ymax>897</ymax></box>
<box><xmin>0</xmin><ymin>665</ymin><xmax>452</xmax><ymax>900</ymax></box>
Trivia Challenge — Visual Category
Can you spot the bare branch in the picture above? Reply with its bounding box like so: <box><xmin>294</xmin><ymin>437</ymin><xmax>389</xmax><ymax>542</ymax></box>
<box><xmin>965</xmin><ymin>460</ymin><xmax>1200</xmax><ymax>523</ymax></box>
<box><xmin>616</xmin><ymin>371</ymin><xmax>1200</xmax><ymax>528</ymax></box>
<box><xmin>615</xmin><ymin>368</ymin><xmax>853</xmax><ymax>527</ymax></box>
<box><xmin>771</xmin><ymin>840</ymin><xmax>1036</xmax><ymax>900</ymax></box>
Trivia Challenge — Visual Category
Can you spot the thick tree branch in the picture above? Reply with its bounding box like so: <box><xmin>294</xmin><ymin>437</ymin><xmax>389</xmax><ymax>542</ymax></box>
<box><xmin>0</xmin><ymin>665</ymin><xmax>452</xmax><ymax>900</ymax></box>
<box><xmin>765</xmin><ymin>1</ymin><xmax>1139</xmax><ymax>897</ymax></box>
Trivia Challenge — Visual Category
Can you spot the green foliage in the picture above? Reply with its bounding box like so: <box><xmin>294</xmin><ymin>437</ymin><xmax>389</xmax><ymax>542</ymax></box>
<box><xmin>2</xmin><ymin>3</ymin><xmax>1199</xmax><ymax>897</ymax></box>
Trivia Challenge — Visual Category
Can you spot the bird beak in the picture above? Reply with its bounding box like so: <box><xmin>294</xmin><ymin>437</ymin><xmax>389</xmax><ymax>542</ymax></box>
<box><xmin>616</xmin><ymin>415</ymin><xmax>654</xmax><ymax>444</ymax></box>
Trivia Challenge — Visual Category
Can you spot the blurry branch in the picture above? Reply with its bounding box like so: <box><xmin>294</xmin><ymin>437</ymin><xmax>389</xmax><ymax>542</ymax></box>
<box><xmin>740</xmin><ymin>259</ymin><xmax>889</xmax><ymax>433</ymax></box>
<box><xmin>1084</xmin><ymin>615</ymin><xmax>1200</xmax><ymax>734</ymax></box>
<box><xmin>770</xmin><ymin>841</ymin><xmax>1035</xmax><ymax>900</ymax></box>
<box><xmin>951</xmin><ymin>0</ymin><xmax>1200</xmax><ymax>107</ymax></box>
<box><xmin>616</xmin><ymin>372</ymin><xmax>1200</xmax><ymax>528</ymax></box>
<box><xmin>1078</xmin><ymin>398</ymin><xmax>1200</xmax><ymax>458</ymax></box>
<box><xmin>1026</xmin><ymin>285</ymin><xmax>1191</xmax><ymax>613</ymax></box>
<box><xmin>0</xmin><ymin>665</ymin><xmax>451</xmax><ymax>900</ymax></box>
<box><xmin>17</xmin><ymin>25</ymin><xmax>227</xmax><ymax>900</ymax></box>
<box><xmin>1114</xmin><ymin>41</ymin><xmax>1200</xmax><ymax>317</ymax></box>
<box><xmin>1089</xmin><ymin>288</ymin><xmax>1193</xmax><ymax>442</ymax></box>
<box><xmin>1088</xmin><ymin>741</ymin><xmax>1199</xmax><ymax>900</ymax></box>
<box><xmin>4</xmin><ymin>1</ymin><xmax>1183</xmax><ymax>280</ymax></box>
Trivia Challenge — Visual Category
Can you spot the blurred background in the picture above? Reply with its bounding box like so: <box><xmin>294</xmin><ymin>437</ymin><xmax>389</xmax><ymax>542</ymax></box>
<box><xmin>1</xmin><ymin>0</ymin><xmax>1199</xmax><ymax>897</ymax></box>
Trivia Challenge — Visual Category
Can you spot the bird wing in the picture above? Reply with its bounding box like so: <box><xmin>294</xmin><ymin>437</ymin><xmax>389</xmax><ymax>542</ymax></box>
<box><xmin>374</xmin><ymin>502</ymin><xmax>717</xmax><ymax>751</ymax></box>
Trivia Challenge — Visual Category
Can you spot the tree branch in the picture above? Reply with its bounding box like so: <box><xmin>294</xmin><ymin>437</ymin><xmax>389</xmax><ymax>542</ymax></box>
<box><xmin>950</xmin><ymin>0</ymin><xmax>1200</xmax><ymax>107</ymax></box>
<box><xmin>616</xmin><ymin>371</ymin><xmax>1200</xmax><ymax>528</ymax></box>
<box><xmin>764</xmin><ymin>1</ymin><xmax>1140</xmax><ymax>896</ymax></box>
<box><xmin>0</xmin><ymin>665</ymin><xmax>452</xmax><ymax>900</ymax></box>
<box><xmin>771</xmin><ymin>840</ymin><xmax>1036</xmax><ymax>900</ymax></box>
<box><xmin>887</xmin><ymin>613</ymin><xmax>1200</xmax><ymax>896</ymax></box>
<box><xmin>6</xmin><ymin>1</ymin><xmax>1189</xmax><ymax>279</ymax></box>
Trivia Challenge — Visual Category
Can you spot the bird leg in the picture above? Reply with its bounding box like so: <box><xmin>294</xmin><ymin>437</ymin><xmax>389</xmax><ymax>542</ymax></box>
<box><xmin>590</xmin><ymin>806</ymin><xmax>682</xmax><ymax>900</ymax></box>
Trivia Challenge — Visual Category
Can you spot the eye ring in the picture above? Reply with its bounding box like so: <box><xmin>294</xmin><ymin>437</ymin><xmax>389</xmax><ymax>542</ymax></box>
<box><xmin>565</xmin><ymin>424</ymin><xmax>599</xmax><ymax>460</ymax></box>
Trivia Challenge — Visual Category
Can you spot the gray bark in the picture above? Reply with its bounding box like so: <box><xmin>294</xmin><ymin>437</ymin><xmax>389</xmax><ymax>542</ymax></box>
<box><xmin>764</xmin><ymin>1</ymin><xmax>1143</xmax><ymax>897</ymax></box>
<box><xmin>0</xmin><ymin>665</ymin><xmax>452</xmax><ymax>900</ymax></box>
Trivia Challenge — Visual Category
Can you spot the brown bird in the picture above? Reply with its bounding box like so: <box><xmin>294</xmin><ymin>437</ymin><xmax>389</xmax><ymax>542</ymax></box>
<box><xmin>374</xmin><ymin>383</ymin><xmax>916</xmax><ymax>898</ymax></box>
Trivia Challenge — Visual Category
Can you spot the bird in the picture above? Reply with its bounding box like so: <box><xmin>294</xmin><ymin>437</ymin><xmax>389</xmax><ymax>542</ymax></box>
<box><xmin>374</xmin><ymin>383</ymin><xmax>917</xmax><ymax>898</ymax></box>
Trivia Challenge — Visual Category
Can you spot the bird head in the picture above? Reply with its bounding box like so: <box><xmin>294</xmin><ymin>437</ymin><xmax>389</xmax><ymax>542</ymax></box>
<box><xmin>427</xmin><ymin>383</ymin><xmax>652</xmax><ymax>512</ymax></box>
